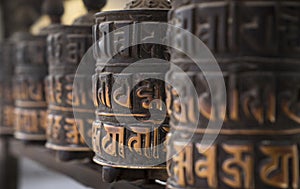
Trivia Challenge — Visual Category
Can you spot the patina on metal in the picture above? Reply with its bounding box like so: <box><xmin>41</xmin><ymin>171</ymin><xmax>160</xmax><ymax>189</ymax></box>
<box><xmin>92</xmin><ymin>0</ymin><xmax>171</xmax><ymax>182</ymax></box>
<box><xmin>0</xmin><ymin>42</ymin><xmax>14</xmax><ymax>135</ymax></box>
<box><xmin>167</xmin><ymin>0</ymin><xmax>300</xmax><ymax>189</ymax></box>
<box><xmin>45</xmin><ymin>0</ymin><xmax>106</xmax><ymax>161</ymax></box>
<box><xmin>13</xmin><ymin>0</ymin><xmax>64</xmax><ymax>142</ymax></box>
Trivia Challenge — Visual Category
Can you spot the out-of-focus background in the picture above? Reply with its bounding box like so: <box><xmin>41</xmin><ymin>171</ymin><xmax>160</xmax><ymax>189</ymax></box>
<box><xmin>32</xmin><ymin>0</ymin><xmax>129</xmax><ymax>33</ymax></box>
<box><xmin>0</xmin><ymin>0</ymin><xmax>129</xmax><ymax>39</ymax></box>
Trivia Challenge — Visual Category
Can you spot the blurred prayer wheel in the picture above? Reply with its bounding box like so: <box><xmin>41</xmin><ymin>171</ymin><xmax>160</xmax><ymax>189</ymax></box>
<box><xmin>45</xmin><ymin>0</ymin><xmax>106</xmax><ymax>161</ymax></box>
<box><xmin>45</xmin><ymin>25</ymin><xmax>94</xmax><ymax>156</ymax></box>
<box><xmin>166</xmin><ymin>1</ymin><xmax>300</xmax><ymax>189</ymax></box>
<box><xmin>91</xmin><ymin>0</ymin><xmax>171</xmax><ymax>181</ymax></box>
<box><xmin>13</xmin><ymin>0</ymin><xmax>64</xmax><ymax>142</ymax></box>
<box><xmin>0</xmin><ymin>42</ymin><xmax>14</xmax><ymax>135</ymax></box>
<box><xmin>13</xmin><ymin>34</ymin><xmax>48</xmax><ymax>141</ymax></box>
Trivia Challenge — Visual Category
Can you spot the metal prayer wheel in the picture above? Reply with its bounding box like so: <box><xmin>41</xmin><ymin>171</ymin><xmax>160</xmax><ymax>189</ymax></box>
<box><xmin>0</xmin><ymin>42</ymin><xmax>14</xmax><ymax>135</ymax></box>
<box><xmin>167</xmin><ymin>0</ymin><xmax>300</xmax><ymax>189</ymax></box>
<box><xmin>45</xmin><ymin>0</ymin><xmax>106</xmax><ymax>161</ymax></box>
<box><xmin>13</xmin><ymin>0</ymin><xmax>64</xmax><ymax>142</ymax></box>
<box><xmin>45</xmin><ymin>25</ymin><xmax>94</xmax><ymax>157</ymax></box>
<box><xmin>92</xmin><ymin>0</ymin><xmax>171</xmax><ymax>179</ymax></box>
<box><xmin>13</xmin><ymin>34</ymin><xmax>48</xmax><ymax>141</ymax></box>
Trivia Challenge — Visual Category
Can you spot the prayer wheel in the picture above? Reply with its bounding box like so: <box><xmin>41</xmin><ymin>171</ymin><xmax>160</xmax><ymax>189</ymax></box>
<box><xmin>166</xmin><ymin>0</ymin><xmax>300</xmax><ymax>189</ymax></box>
<box><xmin>45</xmin><ymin>25</ymin><xmax>94</xmax><ymax>159</ymax></box>
<box><xmin>13</xmin><ymin>0</ymin><xmax>64</xmax><ymax>142</ymax></box>
<box><xmin>45</xmin><ymin>0</ymin><xmax>106</xmax><ymax>161</ymax></box>
<box><xmin>13</xmin><ymin>33</ymin><xmax>48</xmax><ymax>141</ymax></box>
<box><xmin>91</xmin><ymin>0</ymin><xmax>171</xmax><ymax>182</ymax></box>
<box><xmin>0</xmin><ymin>42</ymin><xmax>14</xmax><ymax>135</ymax></box>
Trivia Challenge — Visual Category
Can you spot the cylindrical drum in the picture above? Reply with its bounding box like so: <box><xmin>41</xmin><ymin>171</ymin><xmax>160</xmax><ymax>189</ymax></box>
<box><xmin>92</xmin><ymin>4</ymin><xmax>170</xmax><ymax>171</ymax></box>
<box><xmin>0</xmin><ymin>42</ymin><xmax>14</xmax><ymax>135</ymax></box>
<box><xmin>167</xmin><ymin>0</ymin><xmax>300</xmax><ymax>189</ymax></box>
<box><xmin>45</xmin><ymin>25</ymin><xmax>94</xmax><ymax>159</ymax></box>
<box><xmin>14</xmin><ymin>34</ymin><xmax>48</xmax><ymax>141</ymax></box>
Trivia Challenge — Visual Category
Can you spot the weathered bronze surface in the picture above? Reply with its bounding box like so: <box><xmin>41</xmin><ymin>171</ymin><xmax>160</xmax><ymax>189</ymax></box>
<box><xmin>13</xmin><ymin>34</ymin><xmax>48</xmax><ymax>141</ymax></box>
<box><xmin>0</xmin><ymin>42</ymin><xmax>14</xmax><ymax>135</ymax></box>
<box><xmin>167</xmin><ymin>1</ymin><xmax>300</xmax><ymax>189</ymax></box>
<box><xmin>91</xmin><ymin>0</ymin><xmax>171</xmax><ymax>181</ymax></box>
